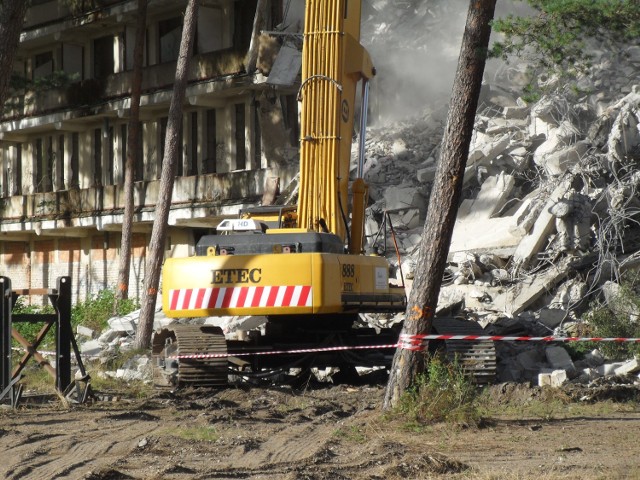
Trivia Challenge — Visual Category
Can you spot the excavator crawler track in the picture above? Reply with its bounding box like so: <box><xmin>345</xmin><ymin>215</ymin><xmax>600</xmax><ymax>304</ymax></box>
<box><xmin>432</xmin><ymin>318</ymin><xmax>497</xmax><ymax>385</ymax></box>
<box><xmin>152</xmin><ymin>324</ymin><xmax>228</xmax><ymax>388</ymax></box>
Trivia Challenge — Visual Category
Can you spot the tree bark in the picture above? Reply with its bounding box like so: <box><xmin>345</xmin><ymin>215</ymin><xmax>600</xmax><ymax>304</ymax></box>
<box><xmin>383</xmin><ymin>0</ymin><xmax>497</xmax><ymax>410</ymax></box>
<box><xmin>117</xmin><ymin>0</ymin><xmax>148</xmax><ymax>307</ymax></box>
<box><xmin>0</xmin><ymin>1</ymin><xmax>28</xmax><ymax>107</ymax></box>
<box><xmin>135</xmin><ymin>0</ymin><xmax>199</xmax><ymax>350</ymax></box>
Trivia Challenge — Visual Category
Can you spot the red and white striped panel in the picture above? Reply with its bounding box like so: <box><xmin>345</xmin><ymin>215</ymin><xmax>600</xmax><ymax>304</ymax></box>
<box><xmin>168</xmin><ymin>285</ymin><xmax>313</xmax><ymax>311</ymax></box>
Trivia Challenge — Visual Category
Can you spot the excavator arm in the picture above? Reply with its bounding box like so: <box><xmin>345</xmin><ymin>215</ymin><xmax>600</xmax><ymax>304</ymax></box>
<box><xmin>297</xmin><ymin>0</ymin><xmax>374</xmax><ymax>253</ymax></box>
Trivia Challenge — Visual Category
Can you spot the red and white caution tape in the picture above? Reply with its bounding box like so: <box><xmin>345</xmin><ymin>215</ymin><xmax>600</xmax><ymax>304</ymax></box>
<box><xmin>167</xmin><ymin>334</ymin><xmax>640</xmax><ymax>359</ymax></box>
<box><xmin>397</xmin><ymin>333</ymin><xmax>640</xmax><ymax>352</ymax></box>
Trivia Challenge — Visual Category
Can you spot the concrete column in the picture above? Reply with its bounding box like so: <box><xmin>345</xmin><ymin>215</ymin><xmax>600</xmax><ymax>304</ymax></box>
<box><xmin>113</xmin><ymin>123</ymin><xmax>123</xmax><ymax>184</ymax></box>
<box><xmin>196</xmin><ymin>109</ymin><xmax>204</xmax><ymax>174</ymax></box>
<box><xmin>5</xmin><ymin>145</ymin><xmax>17</xmax><ymax>196</ymax></box>
<box><xmin>24</xmin><ymin>141</ymin><xmax>34</xmax><ymax>194</ymax></box>
<box><xmin>78</xmin><ymin>130</ymin><xmax>91</xmax><ymax>189</ymax></box>
<box><xmin>220</xmin><ymin>104</ymin><xmax>233</xmax><ymax>173</ymax></box>
<box><xmin>114</xmin><ymin>32</ymin><xmax>124</xmax><ymax>73</ymax></box>
<box><xmin>51</xmin><ymin>134</ymin><xmax>61</xmax><ymax>191</ymax></box>
<box><xmin>143</xmin><ymin>121</ymin><xmax>158</xmax><ymax>180</ymax></box>
<box><xmin>63</xmin><ymin>133</ymin><xmax>71</xmax><ymax>190</ymax></box>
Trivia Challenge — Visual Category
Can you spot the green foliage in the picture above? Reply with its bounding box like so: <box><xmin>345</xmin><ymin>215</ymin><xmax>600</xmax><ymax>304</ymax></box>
<box><xmin>333</xmin><ymin>425</ymin><xmax>367</xmax><ymax>443</ymax></box>
<box><xmin>491</xmin><ymin>0</ymin><xmax>640</xmax><ymax>94</ymax></box>
<box><xmin>12</xmin><ymin>297</ymin><xmax>56</xmax><ymax>347</ymax></box>
<box><xmin>11</xmin><ymin>289</ymin><xmax>139</xmax><ymax>349</ymax></box>
<box><xmin>71</xmin><ymin>289</ymin><xmax>139</xmax><ymax>333</ymax></box>
<box><xmin>395</xmin><ymin>355</ymin><xmax>482</xmax><ymax>427</ymax></box>
<box><xmin>585</xmin><ymin>273</ymin><xmax>640</xmax><ymax>360</ymax></box>
<box><xmin>5</xmin><ymin>71</ymin><xmax>80</xmax><ymax>113</ymax></box>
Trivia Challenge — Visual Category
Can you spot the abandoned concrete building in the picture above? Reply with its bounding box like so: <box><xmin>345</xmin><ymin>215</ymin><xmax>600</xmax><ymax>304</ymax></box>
<box><xmin>0</xmin><ymin>0</ymin><xmax>303</xmax><ymax>301</ymax></box>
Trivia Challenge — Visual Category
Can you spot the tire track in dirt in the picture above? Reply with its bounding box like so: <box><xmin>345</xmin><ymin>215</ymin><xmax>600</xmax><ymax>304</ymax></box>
<box><xmin>0</xmin><ymin>409</ymin><xmax>164</xmax><ymax>480</ymax></box>
<box><xmin>226</xmin><ymin>422</ymin><xmax>337</xmax><ymax>470</ymax></box>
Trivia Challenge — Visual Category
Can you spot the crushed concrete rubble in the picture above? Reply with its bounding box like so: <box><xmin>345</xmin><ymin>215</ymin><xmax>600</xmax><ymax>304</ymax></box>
<box><xmin>74</xmin><ymin>1</ymin><xmax>640</xmax><ymax>390</ymax></box>
<box><xmin>355</xmin><ymin>0</ymin><xmax>640</xmax><ymax>387</ymax></box>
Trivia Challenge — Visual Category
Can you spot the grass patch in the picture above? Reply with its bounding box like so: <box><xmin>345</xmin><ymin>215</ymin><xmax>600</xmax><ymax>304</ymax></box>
<box><xmin>72</xmin><ymin>289</ymin><xmax>140</xmax><ymax>333</ymax></box>
<box><xmin>393</xmin><ymin>354</ymin><xmax>483</xmax><ymax>428</ymax></box>
<box><xmin>333</xmin><ymin>425</ymin><xmax>367</xmax><ymax>443</ymax></box>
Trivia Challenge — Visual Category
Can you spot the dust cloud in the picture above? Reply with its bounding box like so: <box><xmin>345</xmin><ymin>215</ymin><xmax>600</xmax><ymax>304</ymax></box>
<box><xmin>361</xmin><ymin>0</ymin><xmax>536</xmax><ymax>124</ymax></box>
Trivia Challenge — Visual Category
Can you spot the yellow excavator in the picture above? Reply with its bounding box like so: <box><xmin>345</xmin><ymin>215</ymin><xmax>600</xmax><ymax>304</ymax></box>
<box><xmin>152</xmin><ymin>0</ymin><xmax>407</xmax><ymax>387</ymax></box>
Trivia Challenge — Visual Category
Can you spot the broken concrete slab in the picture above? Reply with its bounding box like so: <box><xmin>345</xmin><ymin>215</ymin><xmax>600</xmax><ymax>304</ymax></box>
<box><xmin>467</xmin><ymin>134</ymin><xmax>511</xmax><ymax>167</ymax></box>
<box><xmin>108</xmin><ymin>316</ymin><xmax>136</xmax><ymax>333</ymax></box>
<box><xmin>537</xmin><ymin>308</ymin><xmax>567</xmax><ymax>329</ymax></box>
<box><xmin>80</xmin><ymin>340</ymin><xmax>103</xmax><ymax>357</ymax></box>
<box><xmin>545</xmin><ymin>346</ymin><xmax>577</xmax><ymax>377</ymax></box>
<box><xmin>512</xmin><ymin>174</ymin><xmax>574</xmax><ymax>267</ymax></box>
<box><xmin>614</xmin><ymin>358</ymin><xmax>640</xmax><ymax>376</ymax></box>
<box><xmin>76</xmin><ymin>325</ymin><xmax>95</xmax><ymax>339</ymax></box>
<box><xmin>541</xmin><ymin>140</ymin><xmax>590</xmax><ymax>176</ymax></box>
<box><xmin>457</xmin><ymin>173</ymin><xmax>515</xmax><ymax>220</ymax></box>
<box><xmin>384</xmin><ymin>185</ymin><xmax>427</xmax><ymax>215</ymax></box>
<box><xmin>489</xmin><ymin>261</ymin><xmax>570</xmax><ymax>316</ymax></box>
<box><xmin>97</xmin><ymin>328</ymin><xmax>123</xmax><ymax>344</ymax></box>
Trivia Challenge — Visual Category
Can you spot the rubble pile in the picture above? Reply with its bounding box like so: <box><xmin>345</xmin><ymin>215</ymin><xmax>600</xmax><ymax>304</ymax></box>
<box><xmin>358</xmin><ymin>3</ymin><xmax>640</xmax><ymax>387</ymax></box>
<box><xmin>74</xmin><ymin>1</ymin><xmax>640</xmax><ymax>390</ymax></box>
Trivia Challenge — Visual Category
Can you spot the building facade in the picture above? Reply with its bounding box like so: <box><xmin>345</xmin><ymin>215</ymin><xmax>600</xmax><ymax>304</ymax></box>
<box><xmin>0</xmin><ymin>0</ymin><xmax>302</xmax><ymax>302</ymax></box>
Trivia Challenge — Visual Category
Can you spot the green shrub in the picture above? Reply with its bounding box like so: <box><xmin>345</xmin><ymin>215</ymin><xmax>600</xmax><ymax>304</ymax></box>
<box><xmin>71</xmin><ymin>289</ymin><xmax>139</xmax><ymax>333</ymax></box>
<box><xmin>11</xmin><ymin>289</ymin><xmax>139</xmax><ymax>349</ymax></box>
<box><xmin>12</xmin><ymin>297</ymin><xmax>56</xmax><ymax>347</ymax></box>
<box><xmin>586</xmin><ymin>274</ymin><xmax>640</xmax><ymax>360</ymax></box>
<box><xmin>395</xmin><ymin>354</ymin><xmax>482</xmax><ymax>427</ymax></box>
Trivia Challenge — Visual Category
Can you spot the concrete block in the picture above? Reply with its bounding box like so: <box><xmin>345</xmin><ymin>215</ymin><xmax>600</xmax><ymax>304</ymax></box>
<box><xmin>596</xmin><ymin>362</ymin><xmax>626</xmax><ymax>376</ymax></box>
<box><xmin>614</xmin><ymin>358</ymin><xmax>640</xmax><ymax>376</ymax></box>
<box><xmin>539</xmin><ymin>369</ymin><xmax>568</xmax><ymax>387</ymax></box>
<box><xmin>516</xmin><ymin>348</ymin><xmax>544</xmax><ymax>372</ymax></box>
<box><xmin>416</xmin><ymin>165</ymin><xmax>437</xmax><ymax>183</ymax></box>
<box><xmin>115</xmin><ymin>368</ymin><xmax>144</xmax><ymax>381</ymax></box>
<box><xmin>384</xmin><ymin>185</ymin><xmax>426</xmax><ymax>214</ymax></box>
<box><xmin>76</xmin><ymin>325</ymin><xmax>95</xmax><ymax>339</ymax></box>
<box><xmin>575</xmin><ymin>367</ymin><xmax>602</xmax><ymax>384</ymax></box>
<box><xmin>582</xmin><ymin>349</ymin><xmax>605</xmax><ymax>368</ymax></box>
<box><xmin>538</xmin><ymin>370</ymin><xmax>552</xmax><ymax>386</ymax></box>
<box><xmin>503</xmin><ymin>105</ymin><xmax>530</xmax><ymax>120</ymax></box>
<box><xmin>486</xmin><ymin>118</ymin><xmax>528</xmax><ymax>135</ymax></box>
<box><xmin>108</xmin><ymin>316</ymin><xmax>136</xmax><ymax>333</ymax></box>
<box><xmin>545</xmin><ymin>346</ymin><xmax>576</xmax><ymax>377</ymax></box>
<box><xmin>98</xmin><ymin>328</ymin><xmax>123</xmax><ymax>344</ymax></box>
<box><xmin>538</xmin><ymin>308</ymin><xmax>566</xmax><ymax>329</ymax></box>
<box><xmin>540</xmin><ymin>140</ymin><xmax>589</xmax><ymax>176</ymax></box>
<box><xmin>512</xmin><ymin>174</ymin><xmax>574</xmax><ymax>267</ymax></box>
<box><xmin>458</xmin><ymin>173</ymin><xmax>515</xmax><ymax>220</ymax></box>
<box><xmin>550</xmin><ymin>369</ymin><xmax>568</xmax><ymax>386</ymax></box>
<box><xmin>401</xmin><ymin>208</ymin><xmax>421</xmax><ymax>229</ymax></box>
<box><xmin>468</xmin><ymin>135</ymin><xmax>510</xmax><ymax>166</ymax></box>
<box><xmin>80</xmin><ymin>340</ymin><xmax>103</xmax><ymax>357</ymax></box>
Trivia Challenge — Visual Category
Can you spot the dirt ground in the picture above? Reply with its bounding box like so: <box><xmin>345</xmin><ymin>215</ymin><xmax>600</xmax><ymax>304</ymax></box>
<box><xmin>1</xmin><ymin>377</ymin><xmax>639</xmax><ymax>480</ymax></box>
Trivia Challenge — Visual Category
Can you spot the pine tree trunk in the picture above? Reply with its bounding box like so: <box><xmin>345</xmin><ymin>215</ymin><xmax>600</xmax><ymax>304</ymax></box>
<box><xmin>117</xmin><ymin>0</ymin><xmax>148</xmax><ymax>307</ymax></box>
<box><xmin>0</xmin><ymin>1</ymin><xmax>28</xmax><ymax>107</ymax></box>
<box><xmin>135</xmin><ymin>0</ymin><xmax>199</xmax><ymax>350</ymax></box>
<box><xmin>383</xmin><ymin>0</ymin><xmax>497</xmax><ymax>410</ymax></box>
